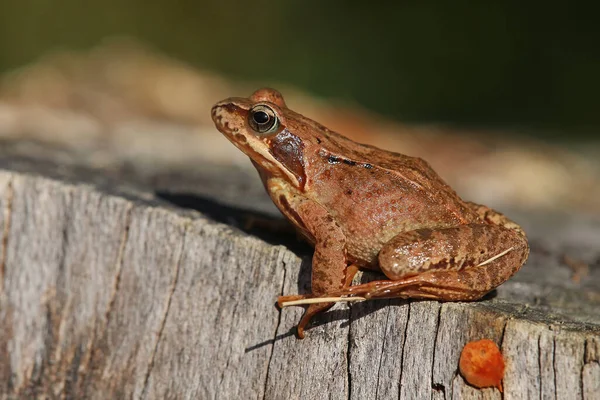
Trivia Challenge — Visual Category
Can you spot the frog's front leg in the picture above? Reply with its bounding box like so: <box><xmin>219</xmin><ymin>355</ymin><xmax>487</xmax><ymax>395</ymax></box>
<box><xmin>340</xmin><ymin>223</ymin><xmax>528</xmax><ymax>301</ymax></box>
<box><xmin>276</xmin><ymin>199</ymin><xmax>356</xmax><ymax>338</ymax></box>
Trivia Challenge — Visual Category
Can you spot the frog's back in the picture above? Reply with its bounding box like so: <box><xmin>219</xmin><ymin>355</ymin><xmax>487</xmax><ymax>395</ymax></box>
<box><xmin>306</xmin><ymin>134</ymin><xmax>480</xmax><ymax>266</ymax></box>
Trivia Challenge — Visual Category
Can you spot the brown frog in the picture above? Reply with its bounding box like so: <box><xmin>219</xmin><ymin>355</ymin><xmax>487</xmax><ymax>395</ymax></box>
<box><xmin>211</xmin><ymin>88</ymin><xmax>529</xmax><ymax>338</ymax></box>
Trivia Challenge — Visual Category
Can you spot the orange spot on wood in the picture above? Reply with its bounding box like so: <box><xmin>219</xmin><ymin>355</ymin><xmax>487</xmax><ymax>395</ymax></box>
<box><xmin>459</xmin><ymin>339</ymin><xmax>505</xmax><ymax>392</ymax></box>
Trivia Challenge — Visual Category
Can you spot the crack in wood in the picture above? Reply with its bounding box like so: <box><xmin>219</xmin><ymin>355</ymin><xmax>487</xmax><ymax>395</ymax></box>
<box><xmin>581</xmin><ymin>338</ymin><xmax>591</xmax><ymax>399</ymax></box>
<box><xmin>13</xmin><ymin>180</ymin><xmax>77</xmax><ymax>398</ymax></box>
<box><xmin>499</xmin><ymin>315</ymin><xmax>509</xmax><ymax>400</ymax></box>
<box><xmin>579</xmin><ymin>350</ymin><xmax>586</xmax><ymax>400</ymax></box>
<box><xmin>0</xmin><ymin>212</ymin><xmax>14</xmax><ymax>394</ymax></box>
<box><xmin>141</xmin><ymin>223</ymin><xmax>188</xmax><ymax>398</ymax></box>
<box><xmin>538</xmin><ymin>330</ymin><xmax>543</xmax><ymax>400</ymax></box>
<box><xmin>499</xmin><ymin>318</ymin><xmax>507</xmax><ymax>349</ymax></box>
<box><xmin>430</xmin><ymin>305</ymin><xmax>444</xmax><ymax>399</ymax></box>
<box><xmin>215</xmin><ymin>241</ymin><xmax>242</xmax><ymax>394</ymax></box>
<box><xmin>262</xmin><ymin>251</ymin><xmax>288</xmax><ymax>400</ymax></box>
<box><xmin>52</xmin><ymin>187</ymin><xmax>75</xmax><ymax>373</ymax></box>
<box><xmin>398</xmin><ymin>302</ymin><xmax>412</xmax><ymax>399</ymax></box>
<box><xmin>498</xmin><ymin>319</ymin><xmax>508</xmax><ymax>400</ymax></box>
<box><xmin>218</xmin><ymin>297</ymin><xmax>240</xmax><ymax>391</ymax></box>
<box><xmin>374</xmin><ymin>303</ymin><xmax>391</xmax><ymax>400</ymax></box>
<box><xmin>102</xmin><ymin>203</ymin><xmax>133</xmax><ymax>337</ymax></box>
<box><xmin>79</xmin><ymin>202</ymin><xmax>133</xmax><ymax>389</ymax></box>
<box><xmin>346</xmin><ymin>309</ymin><xmax>352</xmax><ymax>400</ymax></box>
<box><xmin>0</xmin><ymin>178</ymin><xmax>13</xmax><ymax>294</ymax></box>
<box><xmin>552</xmin><ymin>334</ymin><xmax>558</xmax><ymax>399</ymax></box>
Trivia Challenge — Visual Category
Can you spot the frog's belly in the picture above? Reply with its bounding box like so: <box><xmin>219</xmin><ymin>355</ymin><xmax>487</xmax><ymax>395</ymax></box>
<box><xmin>345</xmin><ymin>236</ymin><xmax>385</xmax><ymax>269</ymax></box>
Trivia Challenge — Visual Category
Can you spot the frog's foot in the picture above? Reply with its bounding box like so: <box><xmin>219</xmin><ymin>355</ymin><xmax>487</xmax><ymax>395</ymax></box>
<box><xmin>296</xmin><ymin>303</ymin><xmax>334</xmax><ymax>339</ymax></box>
<box><xmin>276</xmin><ymin>265</ymin><xmax>361</xmax><ymax>338</ymax></box>
<box><xmin>276</xmin><ymin>296</ymin><xmax>337</xmax><ymax>338</ymax></box>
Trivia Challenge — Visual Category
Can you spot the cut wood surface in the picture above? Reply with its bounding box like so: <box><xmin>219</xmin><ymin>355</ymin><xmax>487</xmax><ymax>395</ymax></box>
<box><xmin>0</xmin><ymin>152</ymin><xmax>599</xmax><ymax>399</ymax></box>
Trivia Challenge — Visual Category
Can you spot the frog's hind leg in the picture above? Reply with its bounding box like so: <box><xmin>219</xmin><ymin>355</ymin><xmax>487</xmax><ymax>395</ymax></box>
<box><xmin>276</xmin><ymin>264</ymin><xmax>359</xmax><ymax>338</ymax></box>
<box><xmin>277</xmin><ymin>264</ymin><xmax>360</xmax><ymax>307</ymax></box>
<box><xmin>340</xmin><ymin>223</ymin><xmax>528</xmax><ymax>301</ymax></box>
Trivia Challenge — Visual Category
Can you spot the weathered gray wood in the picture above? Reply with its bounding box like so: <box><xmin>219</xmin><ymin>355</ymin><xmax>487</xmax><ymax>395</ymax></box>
<box><xmin>348</xmin><ymin>298</ymin><xmax>407</xmax><ymax>400</ymax></box>
<box><xmin>145</xmin><ymin>222</ymin><xmax>289</xmax><ymax>399</ymax></box>
<box><xmin>0</xmin><ymin>165</ymin><xmax>599</xmax><ymax>400</ymax></box>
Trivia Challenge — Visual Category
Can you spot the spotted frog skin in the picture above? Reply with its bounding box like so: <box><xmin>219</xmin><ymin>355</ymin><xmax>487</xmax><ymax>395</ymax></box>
<box><xmin>212</xmin><ymin>88</ymin><xmax>529</xmax><ymax>338</ymax></box>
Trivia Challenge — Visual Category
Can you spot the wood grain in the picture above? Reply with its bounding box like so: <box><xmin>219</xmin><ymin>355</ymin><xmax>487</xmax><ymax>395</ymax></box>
<box><xmin>0</xmin><ymin>167</ymin><xmax>598</xmax><ymax>399</ymax></box>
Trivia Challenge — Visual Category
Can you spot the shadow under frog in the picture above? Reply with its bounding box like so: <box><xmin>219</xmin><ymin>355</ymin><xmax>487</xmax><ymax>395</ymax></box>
<box><xmin>156</xmin><ymin>190</ymin><xmax>436</xmax><ymax>347</ymax></box>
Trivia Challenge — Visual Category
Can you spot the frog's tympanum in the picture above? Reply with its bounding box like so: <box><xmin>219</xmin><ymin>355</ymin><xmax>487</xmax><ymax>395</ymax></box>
<box><xmin>212</xmin><ymin>88</ymin><xmax>529</xmax><ymax>338</ymax></box>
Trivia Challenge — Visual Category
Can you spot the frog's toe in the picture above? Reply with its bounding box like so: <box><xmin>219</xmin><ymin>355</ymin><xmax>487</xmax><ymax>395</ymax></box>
<box><xmin>296</xmin><ymin>325</ymin><xmax>306</xmax><ymax>339</ymax></box>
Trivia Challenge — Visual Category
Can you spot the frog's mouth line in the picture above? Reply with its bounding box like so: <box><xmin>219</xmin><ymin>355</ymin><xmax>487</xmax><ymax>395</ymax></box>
<box><xmin>214</xmin><ymin>124</ymin><xmax>300</xmax><ymax>190</ymax></box>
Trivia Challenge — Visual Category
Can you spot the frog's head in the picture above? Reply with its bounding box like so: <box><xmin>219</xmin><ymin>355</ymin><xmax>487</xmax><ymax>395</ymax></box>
<box><xmin>212</xmin><ymin>88</ymin><xmax>309</xmax><ymax>189</ymax></box>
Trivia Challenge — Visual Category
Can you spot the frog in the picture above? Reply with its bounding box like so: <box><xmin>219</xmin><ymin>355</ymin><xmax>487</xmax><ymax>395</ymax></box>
<box><xmin>211</xmin><ymin>88</ymin><xmax>529</xmax><ymax>338</ymax></box>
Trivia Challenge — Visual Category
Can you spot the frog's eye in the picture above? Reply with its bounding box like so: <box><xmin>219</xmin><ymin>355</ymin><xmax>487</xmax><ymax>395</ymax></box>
<box><xmin>248</xmin><ymin>105</ymin><xmax>279</xmax><ymax>134</ymax></box>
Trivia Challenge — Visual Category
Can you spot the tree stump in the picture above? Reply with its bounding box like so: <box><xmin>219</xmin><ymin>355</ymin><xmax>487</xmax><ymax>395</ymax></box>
<box><xmin>0</xmin><ymin>144</ymin><xmax>598</xmax><ymax>400</ymax></box>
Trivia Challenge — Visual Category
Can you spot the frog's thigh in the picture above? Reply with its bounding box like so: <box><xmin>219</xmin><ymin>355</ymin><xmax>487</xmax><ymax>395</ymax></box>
<box><xmin>375</xmin><ymin>224</ymin><xmax>528</xmax><ymax>297</ymax></box>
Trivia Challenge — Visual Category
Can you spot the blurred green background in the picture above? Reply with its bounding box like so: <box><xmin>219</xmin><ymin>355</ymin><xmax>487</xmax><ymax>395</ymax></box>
<box><xmin>1</xmin><ymin>1</ymin><xmax>598</xmax><ymax>139</ymax></box>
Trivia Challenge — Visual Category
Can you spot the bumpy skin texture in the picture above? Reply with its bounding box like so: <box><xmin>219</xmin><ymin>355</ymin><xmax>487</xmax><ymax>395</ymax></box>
<box><xmin>211</xmin><ymin>88</ymin><xmax>529</xmax><ymax>338</ymax></box>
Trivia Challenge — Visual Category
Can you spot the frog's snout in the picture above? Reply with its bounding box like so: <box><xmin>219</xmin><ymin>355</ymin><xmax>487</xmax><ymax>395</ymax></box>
<box><xmin>211</xmin><ymin>102</ymin><xmax>232</xmax><ymax>131</ymax></box>
<box><xmin>212</xmin><ymin>99</ymin><xmax>248</xmax><ymax>123</ymax></box>
<box><xmin>211</xmin><ymin>102</ymin><xmax>226</xmax><ymax>122</ymax></box>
